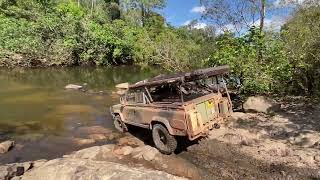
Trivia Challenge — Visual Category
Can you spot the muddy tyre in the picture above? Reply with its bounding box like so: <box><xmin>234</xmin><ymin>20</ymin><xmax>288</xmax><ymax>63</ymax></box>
<box><xmin>113</xmin><ymin>115</ymin><xmax>127</xmax><ymax>133</ymax></box>
<box><xmin>152</xmin><ymin>124</ymin><xmax>177</xmax><ymax>154</ymax></box>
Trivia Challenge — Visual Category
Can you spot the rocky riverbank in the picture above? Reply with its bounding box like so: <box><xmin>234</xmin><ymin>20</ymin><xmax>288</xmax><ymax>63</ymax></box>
<box><xmin>1</xmin><ymin>96</ymin><xmax>320</xmax><ymax>180</ymax></box>
<box><xmin>0</xmin><ymin>134</ymin><xmax>200</xmax><ymax>180</ymax></box>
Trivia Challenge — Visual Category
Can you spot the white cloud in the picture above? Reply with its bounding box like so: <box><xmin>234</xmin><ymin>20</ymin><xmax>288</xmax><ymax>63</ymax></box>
<box><xmin>273</xmin><ymin>0</ymin><xmax>306</xmax><ymax>7</ymax></box>
<box><xmin>182</xmin><ymin>20</ymin><xmax>207</xmax><ymax>29</ymax></box>
<box><xmin>182</xmin><ymin>20</ymin><xmax>191</xmax><ymax>26</ymax></box>
<box><xmin>193</xmin><ymin>22</ymin><xmax>207</xmax><ymax>29</ymax></box>
<box><xmin>216</xmin><ymin>24</ymin><xmax>238</xmax><ymax>35</ymax></box>
<box><xmin>253</xmin><ymin>16</ymin><xmax>286</xmax><ymax>30</ymax></box>
<box><xmin>190</xmin><ymin>6</ymin><xmax>206</xmax><ymax>13</ymax></box>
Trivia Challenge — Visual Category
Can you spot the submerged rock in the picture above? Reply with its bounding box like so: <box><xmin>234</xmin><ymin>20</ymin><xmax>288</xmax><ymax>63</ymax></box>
<box><xmin>64</xmin><ymin>84</ymin><xmax>83</xmax><ymax>90</ymax></box>
<box><xmin>0</xmin><ymin>140</ymin><xmax>15</xmax><ymax>153</ymax></box>
<box><xmin>243</xmin><ymin>96</ymin><xmax>280</xmax><ymax>113</ymax></box>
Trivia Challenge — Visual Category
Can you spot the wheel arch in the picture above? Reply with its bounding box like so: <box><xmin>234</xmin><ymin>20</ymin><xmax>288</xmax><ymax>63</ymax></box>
<box><xmin>150</xmin><ymin>117</ymin><xmax>174</xmax><ymax>135</ymax></box>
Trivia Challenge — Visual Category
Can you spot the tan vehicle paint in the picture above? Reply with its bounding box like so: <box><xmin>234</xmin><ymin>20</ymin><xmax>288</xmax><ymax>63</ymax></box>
<box><xmin>110</xmin><ymin>66</ymin><xmax>233</xmax><ymax>141</ymax></box>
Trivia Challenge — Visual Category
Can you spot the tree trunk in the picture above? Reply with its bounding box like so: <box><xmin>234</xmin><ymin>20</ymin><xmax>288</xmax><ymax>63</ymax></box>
<box><xmin>141</xmin><ymin>3</ymin><xmax>145</xmax><ymax>26</ymax></box>
<box><xmin>91</xmin><ymin>0</ymin><xmax>94</xmax><ymax>15</ymax></box>
<box><xmin>259</xmin><ymin>0</ymin><xmax>266</xmax><ymax>32</ymax></box>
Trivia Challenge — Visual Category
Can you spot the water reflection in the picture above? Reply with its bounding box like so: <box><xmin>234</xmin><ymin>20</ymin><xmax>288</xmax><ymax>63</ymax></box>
<box><xmin>0</xmin><ymin>66</ymin><xmax>161</xmax><ymax>140</ymax></box>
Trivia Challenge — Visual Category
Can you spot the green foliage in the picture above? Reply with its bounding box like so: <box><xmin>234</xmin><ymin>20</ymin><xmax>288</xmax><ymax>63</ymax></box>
<box><xmin>282</xmin><ymin>5</ymin><xmax>320</xmax><ymax>95</ymax></box>
<box><xmin>1</xmin><ymin>0</ymin><xmax>319</xmax><ymax>98</ymax></box>
<box><xmin>133</xmin><ymin>28</ymin><xmax>200</xmax><ymax>71</ymax></box>
<box><xmin>206</xmin><ymin>28</ymin><xmax>290</xmax><ymax>94</ymax></box>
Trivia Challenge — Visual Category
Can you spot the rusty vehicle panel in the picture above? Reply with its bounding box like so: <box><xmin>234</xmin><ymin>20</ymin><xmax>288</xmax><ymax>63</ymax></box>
<box><xmin>110</xmin><ymin>65</ymin><xmax>233</xmax><ymax>154</ymax></box>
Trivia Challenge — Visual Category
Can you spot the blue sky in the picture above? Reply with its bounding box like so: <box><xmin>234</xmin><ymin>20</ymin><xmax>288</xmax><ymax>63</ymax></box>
<box><xmin>161</xmin><ymin>0</ymin><xmax>203</xmax><ymax>27</ymax></box>
<box><xmin>159</xmin><ymin>0</ymin><xmax>299</xmax><ymax>32</ymax></box>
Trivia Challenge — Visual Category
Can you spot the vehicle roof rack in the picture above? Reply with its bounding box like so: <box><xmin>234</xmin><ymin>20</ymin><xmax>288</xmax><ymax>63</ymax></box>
<box><xmin>129</xmin><ymin>65</ymin><xmax>229</xmax><ymax>89</ymax></box>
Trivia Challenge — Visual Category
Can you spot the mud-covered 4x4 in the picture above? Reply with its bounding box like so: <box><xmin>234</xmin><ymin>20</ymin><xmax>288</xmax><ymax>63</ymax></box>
<box><xmin>110</xmin><ymin>65</ymin><xmax>232</xmax><ymax>154</ymax></box>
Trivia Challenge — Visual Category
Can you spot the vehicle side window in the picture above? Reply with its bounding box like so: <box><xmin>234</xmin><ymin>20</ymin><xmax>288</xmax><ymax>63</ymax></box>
<box><xmin>135</xmin><ymin>92</ymin><xmax>144</xmax><ymax>103</ymax></box>
<box><xmin>126</xmin><ymin>90</ymin><xmax>149</xmax><ymax>104</ymax></box>
<box><xmin>126</xmin><ymin>92</ymin><xmax>136</xmax><ymax>103</ymax></box>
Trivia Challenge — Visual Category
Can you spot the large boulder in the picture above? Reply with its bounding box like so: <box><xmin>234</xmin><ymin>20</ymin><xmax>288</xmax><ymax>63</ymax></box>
<box><xmin>21</xmin><ymin>158</ymin><xmax>186</xmax><ymax>180</ymax></box>
<box><xmin>0</xmin><ymin>140</ymin><xmax>15</xmax><ymax>153</ymax></box>
<box><xmin>243</xmin><ymin>96</ymin><xmax>280</xmax><ymax>113</ymax></box>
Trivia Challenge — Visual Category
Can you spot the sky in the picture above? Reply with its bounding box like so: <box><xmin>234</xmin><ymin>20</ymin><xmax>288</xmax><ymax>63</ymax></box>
<box><xmin>159</xmin><ymin>0</ymin><xmax>302</xmax><ymax>33</ymax></box>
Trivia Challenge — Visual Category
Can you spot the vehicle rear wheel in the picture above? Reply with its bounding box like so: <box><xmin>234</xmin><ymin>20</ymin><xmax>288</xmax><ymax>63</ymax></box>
<box><xmin>113</xmin><ymin>115</ymin><xmax>127</xmax><ymax>133</ymax></box>
<box><xmin>152</xmin><ymin>124</ymin><xmax>177</xmax><ymax>154</ymax></box>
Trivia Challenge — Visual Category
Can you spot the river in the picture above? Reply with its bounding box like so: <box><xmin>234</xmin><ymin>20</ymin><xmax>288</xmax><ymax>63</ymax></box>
<box><xmin>0</xmin><ymin>66</ymin><xmax>161</xmax><ymax>164</ymax></box>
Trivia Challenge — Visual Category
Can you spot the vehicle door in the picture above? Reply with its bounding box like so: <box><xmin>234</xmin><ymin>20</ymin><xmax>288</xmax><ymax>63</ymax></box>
<box><xmin>122</xmin><ymin>89</ymin><xmax>151</xmax><ymax>125</ymax></box>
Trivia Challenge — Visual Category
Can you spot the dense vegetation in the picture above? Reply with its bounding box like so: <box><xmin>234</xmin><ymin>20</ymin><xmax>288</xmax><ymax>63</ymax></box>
<box><xmin>0</xmin><ymin>0</ymin><xmax>319</xmax><ymax>96</ymax></box>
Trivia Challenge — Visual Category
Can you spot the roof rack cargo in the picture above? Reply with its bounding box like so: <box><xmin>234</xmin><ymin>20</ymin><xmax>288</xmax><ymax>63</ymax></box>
<box><xmin>129</xmin><ymin>65</ymin><xmax>229</xmax><ymax>89</ymax></box>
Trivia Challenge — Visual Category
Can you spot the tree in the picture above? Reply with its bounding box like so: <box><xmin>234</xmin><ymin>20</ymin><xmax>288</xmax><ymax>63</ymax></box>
<box><xmin>122</xmin><ymin>0</ymin><xmax>166</xmax><ymax>26</ymax></box>
<box><xmin>282</xmin><ymin>3</ymin><xmax>320</xmax><ymax>95</ymax></box>
<box><xmin>200</xmin><ymin>0</ymin><xmax>267</xmax><ymax>33</ymax></box>
<box><xmin>104</xmin><ymin>0</ymin><xmax>120</xmax><ymax>20</ymax></box>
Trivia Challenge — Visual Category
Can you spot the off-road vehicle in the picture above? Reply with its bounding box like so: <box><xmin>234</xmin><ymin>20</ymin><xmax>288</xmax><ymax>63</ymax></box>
<box><xmin>110</xmin><ymin>65</ymin><xmax>233</xmax><ymax>154</ymax></box>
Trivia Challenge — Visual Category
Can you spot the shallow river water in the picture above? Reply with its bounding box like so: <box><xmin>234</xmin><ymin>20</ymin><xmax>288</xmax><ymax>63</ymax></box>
<box><xmin>0</xmin><ymin>66</ymin><xmax>160</xmax><ymax>163</ymax></box>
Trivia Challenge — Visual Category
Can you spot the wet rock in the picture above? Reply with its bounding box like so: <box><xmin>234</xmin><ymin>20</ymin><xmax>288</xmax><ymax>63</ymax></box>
<box><xmin>87</xmin><ymin>134</ymin><xmax>106</xmax><ymax>141</ymax></box>
<box><xmin>33</xmin><ymin>159</ymin><xmax>47</xmax><ymax>168</ymax></box>
<box><xmin>11</xmin><ymin>176</ymin><xmax>22</xmax><ymax>180</ymax></box>
<box><xmin>69</xmin><ymin>145</ymin><xmax>115</xmax><ymax>160</ymax></box>
<box><xmin>0</xmin><ymin>140</ymin><xmax>15</xmax><ymax>153</ymax></box>
<box><xmin>21</xmin><ymin>158</ymin><xmax>186</xmax><ymax>180</ymax></box>
<box><xmin>131</xmin><ymin>146</ymin><xmax>144</xmax><ymax>159</ymax></box>
<box><xmin>72</xmin><ymin>138</ymin><xmax>95</xmax><ymax>146</ymax></box>
<box><xmin>64</xmin><ymin>84</ymin><xmax>83</xmax><ymax>90</ymax></box>
<box><xmin>114</xmin><ymin>146</ymin><xmax>133</xmax><ymax>156</ymax></box>
<box><xmin>131</xmin><ymin>145</ymin><xmax>159</xmax><ymax>161</ymax></box>
<box><xmin>142</xmin><ymin>146</ymin><xmax>159</xmax><ymax>161</ymax></box>
<box><xmin>69</xmin><ymin>146</ymin><xmax>101</xmax><ymax>160</ymax></box>
<box><xmin>0</xmin><ymin>165</ymin><xmax>9</xmax><ymax>179</ymax></box>
<box><xmin>243</xmin><ymin>96</ymin><xmax>280</xmax><ymax>113</ymax></box>
<box><xmin>117</xmin><ymin>136</ymin><xmax>145</xmax><ymax>147</ymax></box>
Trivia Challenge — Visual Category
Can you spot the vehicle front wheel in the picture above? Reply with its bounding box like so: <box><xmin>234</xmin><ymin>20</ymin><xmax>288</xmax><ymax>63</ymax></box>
<box><xmin>152</xmin><ymin>124</ymin><xmax>177</xmax><ymax>154</ymax></box>
<box><xmin>113</xmin><ymin>115</ymin><xmax>127</xmax><ymax>133</ymax></box>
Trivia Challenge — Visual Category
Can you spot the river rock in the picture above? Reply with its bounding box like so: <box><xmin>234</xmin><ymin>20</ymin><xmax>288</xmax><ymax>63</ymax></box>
<box><xmin>88</xmin><ymin>134</ymin><xmax>106</xmax><ymax>141</ymax></box>
<box><xmin>64</xmin><ymin>84</ymin><xmax>83</xmax><ymax>90</ymax></box>
<box><xmin>21</xmin><ymin>158</ymin><xmax>186</xmax><ymax>180</ymax></box>
<box><xmin>132</xmin><ymin>145</ymin><xmax>159</xmax><ymax>161</ymax></box>
<box><xmin>243</xmin><ymin>96</ymin><xmax>280</xmax><ymax>113</ymax></box>
<box><xmin>142</xmin><ymin>146</ymin><xmax>159</xmax><ymax>161</ymax></box>
<box><xmin>0</xmin><ymin>165</ymin><xmax>9</xmax><ymax>179</ymax></box>
<box><xmin>72</xmin><ymin>138</ymin><xmax>95</xmax><ymax>146</ymax></box>
<box><xmin>0</xmin><ymin>140</ymin><xmax>15</xmax><ymax>153</ymax></box>
<box><xmin>69</xmin><ymin>145</ymin><xmax>115</xmax><ymax>160</ymax></box>
<box><xmin>33</xmin><ymin>159</ymin><xmax>48</xmax><ymax>168</ymax></box>
<box><xmin>114</xmin><ymin>146</ymin><xmax>133</xmax><ymax>156</ymax></box>
<box><xmin>117</xmin><ymin>136</ymin><xmax>145</xmax><ymax>147</ymax></box>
